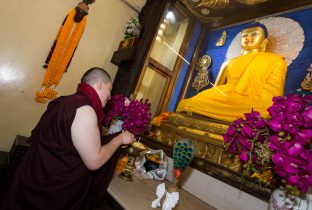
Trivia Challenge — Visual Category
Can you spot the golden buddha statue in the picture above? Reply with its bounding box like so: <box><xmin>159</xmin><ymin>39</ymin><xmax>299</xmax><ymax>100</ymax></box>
<box><xmin>177</xmin><ymin>23</ymin><xmax>288</xmax><ymax>122</ymax></box>
<box><xmin>152</xmin><ymin>23</ymin><xmax>287</xmax><ymax>171</ymax></box>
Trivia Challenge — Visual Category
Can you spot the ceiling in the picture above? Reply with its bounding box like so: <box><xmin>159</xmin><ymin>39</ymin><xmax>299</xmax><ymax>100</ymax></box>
<box><xmin>180</xmin><ymin>0</ymin><xmax>312</xmax><ymax>28</ymax></box>
<box><xmin>126</xmin><ymin>0</ymin><xmax>312</xmax><ymax>28</ymax></box>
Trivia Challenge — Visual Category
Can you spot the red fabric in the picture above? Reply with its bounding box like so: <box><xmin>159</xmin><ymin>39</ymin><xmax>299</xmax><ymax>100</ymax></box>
<box><xmin>77</xmin><ymin>83</ymin><xmax>104</xmax><ymax>127</ymax></box>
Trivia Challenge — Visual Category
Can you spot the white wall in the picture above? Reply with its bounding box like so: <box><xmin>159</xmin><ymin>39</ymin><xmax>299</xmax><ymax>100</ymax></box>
<box><xmin>0</xmin><ymin>0</ymin><xmax>137</xmax><ymax>151</ymax></box>
<box><xmin>166</xmin><ymin>157</ymin><xmax>268</xmax><ymax>210</ymax></box>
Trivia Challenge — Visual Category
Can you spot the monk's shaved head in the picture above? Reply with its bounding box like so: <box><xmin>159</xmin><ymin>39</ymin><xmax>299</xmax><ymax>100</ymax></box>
<box><xmin>81</xmin><ymin>67</ymin><xmax>111</xmax><ymax>85</ymax></box>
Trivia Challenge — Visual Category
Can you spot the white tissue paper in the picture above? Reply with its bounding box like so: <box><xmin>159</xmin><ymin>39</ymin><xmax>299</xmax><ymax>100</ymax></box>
<box><xmin>162</xmin><ymin>191</ymin><xmax>179</xmax><ymax>210</ymax></box>
<box><xmin>151</xmin><ymin>183</ymin><xmax>166</xmax><ymax>208</ymax></box>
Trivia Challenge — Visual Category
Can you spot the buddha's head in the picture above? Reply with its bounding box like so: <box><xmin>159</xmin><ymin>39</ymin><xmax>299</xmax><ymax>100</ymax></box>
<box><xmin>241</xmin><ymin>23</ymin><xmax>268</xmax><ymax>54</ymax></box>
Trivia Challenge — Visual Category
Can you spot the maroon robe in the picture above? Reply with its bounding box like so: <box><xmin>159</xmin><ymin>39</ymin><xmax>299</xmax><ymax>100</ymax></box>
<box><xmin>1</xmin><ymin>92</ymin><xmax>121</xmax><ymax>210</ymax></box>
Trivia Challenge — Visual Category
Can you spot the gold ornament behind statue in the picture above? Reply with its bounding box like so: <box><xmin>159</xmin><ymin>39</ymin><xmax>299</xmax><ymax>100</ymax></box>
<box><xmin>301</xmin><ymin>64</ymin><xmax>312</xmax><ymax>91</ymax></box>
<box><xmin>216</xmin><ymin>31</ymin><xmax>227</xmax><ymax>46</ymax></box>
<box><xmin>192</xmin><ymin>55</ymin><xmax>212</xmax><ymax>92</ymax></box>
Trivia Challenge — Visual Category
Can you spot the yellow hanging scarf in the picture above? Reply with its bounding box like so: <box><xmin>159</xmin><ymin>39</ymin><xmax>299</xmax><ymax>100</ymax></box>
<box><xmin>36</xmin><ymin>8</ymin><xmax>87</xmax><ymax>103</ymax></box>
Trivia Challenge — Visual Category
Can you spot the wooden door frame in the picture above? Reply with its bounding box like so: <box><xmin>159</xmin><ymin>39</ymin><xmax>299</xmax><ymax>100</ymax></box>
<box><xmin>133</xmin><ymin>1</ymin><xmax>197</xmax><ymax>116</ymax></box>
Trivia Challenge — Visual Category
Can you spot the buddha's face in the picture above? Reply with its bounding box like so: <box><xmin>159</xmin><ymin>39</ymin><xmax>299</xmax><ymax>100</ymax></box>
<box><xmin>241</xmin><ymin>26</ymin><xmax>266</xmax><ymax>51</ymax></box>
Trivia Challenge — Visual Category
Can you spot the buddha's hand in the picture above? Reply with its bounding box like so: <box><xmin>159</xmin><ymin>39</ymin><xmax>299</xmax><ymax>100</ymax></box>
<box><xmin>119</xmin><ymin>131</ymin><xmax>135</xmax><ymax>145</ymax></box>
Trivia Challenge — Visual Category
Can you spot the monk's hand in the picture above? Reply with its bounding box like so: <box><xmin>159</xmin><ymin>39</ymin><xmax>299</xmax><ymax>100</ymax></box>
<box><xmin>119</xmin><ymin>131</ymin><xmax>135</xmax><ymax>145</ymax></box>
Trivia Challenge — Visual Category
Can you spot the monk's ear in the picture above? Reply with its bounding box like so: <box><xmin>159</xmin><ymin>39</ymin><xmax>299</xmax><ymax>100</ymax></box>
<box><xmin>261</xmin><ymin>38</ymin><xmax>268</xmax><ymax>52</ymax></box>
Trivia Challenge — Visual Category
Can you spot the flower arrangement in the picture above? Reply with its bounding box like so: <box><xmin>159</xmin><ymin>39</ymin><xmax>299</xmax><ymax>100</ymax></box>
<box><xmin>36</xmin><ymin>7</ymin><xmax>86</xmax><ymax>103</ymax></box>
<box><xmin>123</xmin><ymin>17</ymin><xmax>140</xmax><ymax>40</ymax></box>
<box><xmin>223</xmin><ymin>111</ymin><xmax>272</xmax><ymax>177</ymax></box>
<box><xmin>224</xmin><ymin>94</ymin><xmax>312</xmax><ymax>195</ymax></box>
<box><xmin>104</xmin><ymin>94</ymin><xmax>151</xmax><ymax>136</ymax></box>
<box><xmin>268</xmin><ymin>95</ymin><xmax>312</xmax><ymax>194</ymax></box>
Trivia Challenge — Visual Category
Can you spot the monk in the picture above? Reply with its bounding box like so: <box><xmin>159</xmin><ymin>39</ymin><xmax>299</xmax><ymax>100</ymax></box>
<box><xmin>2</xmin><ymin>67</ymin><xmax>135</xmax><ymax>209</ymax></box>
<box><xmin>177</xmin><ymin>23</ymin><xmax>287</xmax><ymax>122</ymax></box>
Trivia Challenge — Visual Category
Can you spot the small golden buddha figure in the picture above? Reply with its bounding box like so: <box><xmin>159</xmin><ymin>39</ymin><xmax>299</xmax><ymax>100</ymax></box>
<box><xmin>301</xmin><ymin>64</ymin><xmax>312</xmax><ymax>91</ymax></box>
<box><xmin>216</xmin><ymin>31</ymin><xmax>227</xmax><ymax>47</ymax></box>
<box><xmin>192</xmin><ymin>55</ymin><xmax>212</xmax><ymax>92</ymax></box>
<box><xmin>177</xmin><ymin>23</ymin><xmax>287</xmax><ymax>122</ymax></box>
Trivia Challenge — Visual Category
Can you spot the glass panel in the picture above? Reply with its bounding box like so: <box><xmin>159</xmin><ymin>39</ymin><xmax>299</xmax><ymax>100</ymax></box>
<box><xmin>150</xmin><ymin>7</ymin><xmax>189</xmax><ymax>71</ymax></box>
<box><xmin>136</xmin><ymin>67</ymin><xmax>167</xmax><ymax>117</ymax></box>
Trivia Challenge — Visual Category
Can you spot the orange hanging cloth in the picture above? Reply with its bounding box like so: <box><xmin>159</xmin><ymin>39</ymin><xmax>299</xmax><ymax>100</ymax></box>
<box><xmin>36</xmin><ymin>1</ymin><xmax>94</xmax><ymax>103</ymax></box>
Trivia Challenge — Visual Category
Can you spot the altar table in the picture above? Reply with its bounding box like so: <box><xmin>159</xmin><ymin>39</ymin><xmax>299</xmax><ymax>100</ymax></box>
<box><xmin>107</xmin><ymin>175</ymin><xmax>216</xmax><ymax>210</ymax></box>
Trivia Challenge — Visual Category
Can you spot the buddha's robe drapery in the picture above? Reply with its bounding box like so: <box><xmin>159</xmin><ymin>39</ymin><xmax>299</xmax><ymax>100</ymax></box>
<box><xmin>177</xmin><ymin>52</ymin><xmax>287</xmax><ymax>122</ymax></box>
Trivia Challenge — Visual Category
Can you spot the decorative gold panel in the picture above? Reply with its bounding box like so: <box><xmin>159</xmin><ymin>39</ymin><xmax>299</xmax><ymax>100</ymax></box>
<box><xmin>195</xmin><ymin>0</ymin><xmax>230</xmax><ymax>9</ymax></box>
<box><xmin>180</xmin><ymin>0</ymin><xmax>223</xmax><ymax>23</ymax></box>
<box><xmin>152</xmin><ymin>113</ymin><xmax>241</xmax><ymax>172</ymax></box>
<box><xmin>236</xmin><ymin>0</ymin><xmax>270</xmax><ymax>5</ymax></box>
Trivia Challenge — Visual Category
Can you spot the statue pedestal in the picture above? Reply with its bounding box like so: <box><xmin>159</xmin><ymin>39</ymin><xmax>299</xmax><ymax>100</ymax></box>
<box><xmin>152</xmin><ymin>112</ymin><xmax>242</xmax><ymax>172</ymax></box>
